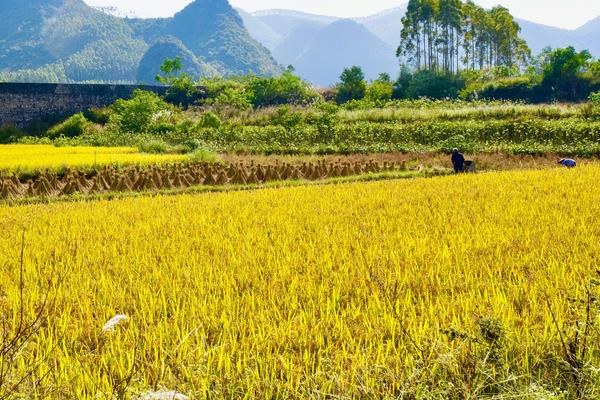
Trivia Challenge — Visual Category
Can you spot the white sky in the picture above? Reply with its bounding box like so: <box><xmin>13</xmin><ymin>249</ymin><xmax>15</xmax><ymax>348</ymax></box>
<box><xmin>84</xmin><ymin>0</ymin><xmax>600</xmax><ymax>30</ymax></box>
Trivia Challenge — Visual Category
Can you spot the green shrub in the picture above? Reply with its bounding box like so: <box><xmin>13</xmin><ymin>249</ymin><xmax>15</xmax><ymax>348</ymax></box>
<box><xmin>336</xmin><ymin>66</ymin><xmax>367</xmax><ymax>104</ymax></box>
<box><xmin>110</xmin><ymin>90</ymin><xmax>173</xmax><ymax>134</ymax></box>
<box><xmin>47</xmin><ymin>113</ymin><xmax>94</xmax><ymax>138</ymax></box>
<box><xmin>0</xmin><ymin>126</ymin><xmax>26</xmax><ymax>144</ymax></box>
<box><xmin>137</xmin><ymin>140</ymin><xmax>171</xmax><ymax>154</ymax></box>
<box><xmin>406</xmin><ymin>70</ymin><xmax>464</xmax><ymax>99</ymax></box>
<box><xmin>198</xmin><ymin>112</ymin><xmax>222</xmax><ymax>129</ymax></box>
<box><xmin>214</xmin><ymin>87</ymin><xmax>253</xmax><ymax>111</ymax></box>
<box><xmin>366</xmin><ymin>81</ymin><xmax>393</xmax><ymax>102</ymax></box>
<box><xmin>188</xmin><ymin>148</ymin><xmax>220</xmax><ymax>163</ymax></box>
<box><xmin>270</xmin><ymin>105</ymin><xmax>303</xmax><ymax>130</ymax></box>
<box><xmin>461</xmin><ymin>76</ymin><xmax>536</xmax><ymax>101</ymax></box>
<box><xmin>250</xmin><ymin>69</ymin><xmax>321</xmax><ymax>107</ymax></box>
<box><xmin>84</xmin><ymin>107</ymin><xmax>111</xmax><ymax>125</ymax></box>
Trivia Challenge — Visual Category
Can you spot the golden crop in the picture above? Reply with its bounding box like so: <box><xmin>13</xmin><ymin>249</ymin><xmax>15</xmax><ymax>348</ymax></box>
<box><xmin>0</xmin><ymin>145</ymin><xmax>186</xmax><ymax>172</ymax></box>
<box><xmin>0</xmin><ymin>165</ymin><xmax>598</xmax><ymax>398</ymax></box>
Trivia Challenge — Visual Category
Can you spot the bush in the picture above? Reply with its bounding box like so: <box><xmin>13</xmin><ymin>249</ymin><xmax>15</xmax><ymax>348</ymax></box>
<box><xmin>366</xmin><ymin>81</ymin><xmax>393</xmax><ymax>102</ymax></box>
<box><xmin>198</xmin><ymin>112</ymin><xmax>222</xmax><ymax>129</ymax></box>
<box><xmin>84</xmin><ymin>107</ymin><xmax>111</xmax><ymax>125</ymax></box>
<box><xmin>214</xmin><ymin>87</ymin><xmax>253</xmax><ymax>112</ymax></box>
<box><xmin>137</xmin><ymin>140</ymin><xmax>187</xmax><ymax>154</ymax></box>
<box><xmin>584</xmin><ymin>91</ymin><xmax>600</xmax><ymax>120</ymax></box>
<box><xmin>188</xmin><ymin>148</ymin><xmax>220</xmax><ymax>163</ymax></box>
<box><xmin>0</xmin><ymin>126</ymin><xmax>26</xmax><ymax>144</ymax></box>
<box><xmin>336</xmin><ymin>67</ymin><xmax>367</xmax><ymax>104</ymax></box>
<box><xmin>47</xmin><ymin>113</ymin><xmax>94</xmax><ymax>138</ymax></box>
<box><xmin>460</xmin><ymin>76</ymin><xmax>536</xmax><ymax>101</ymax></box>
<box><xmin>110</xmin><ymin>90</ymin><xmax>173</xmax><ymax>134</ymax></box>
<box><xmin>250</xmin><ymin>69</ymin><xmax>320</xmax><ymax>107</ymax></box>
<box><xmin>406</xmin><ymin>70</ymin><xmax>464</xmax><ymax>99</ymax></box>
<box><xmin>270</xmin><ymin>106</ymin><xmax>303</xmax><ymax>130</ymax></box>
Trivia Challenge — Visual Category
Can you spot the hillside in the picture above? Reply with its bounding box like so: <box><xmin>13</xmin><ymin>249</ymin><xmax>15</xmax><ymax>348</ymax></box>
<box><xmin>0</xmin><ymin>0</ymin><xmax>281</xmax><ymax>83</ymax></box>
<box><xmin>242</xmin><ymin>5</ymin><xmax>600</xmax><ymax>77</ymax></box>
<box><xmin>136</xmin><ymin>37</ymin><xmax>219</xmax><ymax>84</ymax></box>
<box><xmin>293</xmin><ymin>20</ymin><xmax>398</xmax><ymax>86</ymax></box>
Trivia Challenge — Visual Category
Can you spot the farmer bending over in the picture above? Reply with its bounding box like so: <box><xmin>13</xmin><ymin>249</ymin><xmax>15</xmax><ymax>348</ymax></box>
<box><xmin>558</xmin><ymin>158</ymin><xmax>577</xmax><ymax>168</ymax></box>
<box><xmin>451</xmin><ymin>148</ymin><xmax>465</xmax><ymax>173</ymax></box>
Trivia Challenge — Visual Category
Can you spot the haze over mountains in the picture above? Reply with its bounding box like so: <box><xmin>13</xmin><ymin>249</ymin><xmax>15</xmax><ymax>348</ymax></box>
<box><xmin>0</xmin><ymin>0</ymin><xmax>599</xmax><ymax>86</ymax></box>
<box><xmin>239</xmin><ymin>5</ymin><xmax>600</xmax><ymax>85</ymax></box>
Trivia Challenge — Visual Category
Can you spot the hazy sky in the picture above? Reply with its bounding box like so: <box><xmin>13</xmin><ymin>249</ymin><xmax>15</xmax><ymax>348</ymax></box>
<box><xmin>84</xmin><ymin>0</ymin><xmax>600</xmax><ymax>30</ymax></box>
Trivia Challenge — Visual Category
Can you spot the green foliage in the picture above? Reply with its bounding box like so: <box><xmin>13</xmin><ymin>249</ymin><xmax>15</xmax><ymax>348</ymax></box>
<box><xmin>0</xmin><ymin>126</ymin><xmax>25</xmax><ymax>144</ymax></box>
<box><xmin>155</xmin><ymin>57</ymin><xmax>198</xmax><ymax>107</ymax></box>
<box><xmin>84</xmin><ymin>108</ymin><xmax>111</xmax><ymax>125</ymax></box>
<box><xmin>198</xmin><ymin>112</ymin><xmax>222</xmax><ymax>129</ymax></box>
<box><xmin>188</xmin><ymin>148</ymin><xmax>220</xmax><ymax>163</ymax></box>
<box><xmin>214</xmin><ymin>87</ymin><xmax>254</xmax><ymax>112</ymax></box>
<box><xmin>460</xmin><ymin>76</ymin><xmax>535</xmax><ymax>101</ymax></box>
<box><xmin>0</xmin><ymin>0</ymin><xmax>279</xmax><ymax>83</ymax></box>
<box><xmin>366</xmin><ymin>75</ymin><xmax>394</xmax><ymax>102</ymax></box>
<box><xmin>249</xmin><ymin>69</ymin><xmax>320</xmax><ymax>107</ymax></box>
<box><xmin>109</xmin><ymin>90</ymin><xmax>173</xmax><ymax>134</ymax></box>
<box><xmin>399</xmin><ymin>0</ymin><xmax>530</xmax><ymax>74</ymax></box>
<box><xmin>406</xmin><ymin>70</ymin><xmax>464</xmax><ymax>99</ymax></box>
<box><xmin>542</xmin><ymin>47</ymin><xmax>593</xmax><ymax>101</ymax></box>
<box><xmin>336</xmin><ymin>67</ymin><xmax>367</xmax><ymax>104</ymax></box>
<box><xmin>270</xmin><ymin>106</ymin><xmax>304</xmax><ymax>130</ymax></box>
<box><xmin>47</xmin><ymin>113</ymin><xmax>95</xmax><ymax>138</ymax></box>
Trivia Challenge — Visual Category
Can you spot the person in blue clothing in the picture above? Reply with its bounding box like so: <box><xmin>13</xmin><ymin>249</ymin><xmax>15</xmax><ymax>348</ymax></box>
<box><xmin>451</xmin><ymin>148</ymin><xmax>465</xmax><ymax>173</ymax></box>
<box><xmin>558</xmin><ymin>158</ymin><xmax>577</xmax><ymax>168</ymax></box>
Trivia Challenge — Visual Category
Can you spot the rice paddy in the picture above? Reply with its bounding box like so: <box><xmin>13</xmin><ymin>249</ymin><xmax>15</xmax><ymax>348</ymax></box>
<box><xmin>0</xmin><ymin>165</ymin><xmax>598</xmax><ymax>398</ymax></box>
<box><xmin>0</xmin><ymin>145</ymin><xmax>187</xmax><ymax>173</ymax></box>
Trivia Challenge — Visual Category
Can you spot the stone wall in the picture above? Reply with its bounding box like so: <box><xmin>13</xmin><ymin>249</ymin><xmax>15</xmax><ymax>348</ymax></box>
<box><xmin>0</xmin><ymin>83</ymin><xmax>168</xmax><ymax>130</ymax></box>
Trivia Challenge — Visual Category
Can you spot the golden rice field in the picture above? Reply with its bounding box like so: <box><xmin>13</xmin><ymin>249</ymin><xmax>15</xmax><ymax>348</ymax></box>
<box><xmin>0</xmin><ymin>145</ymin><xmax>187</xmax><ymax>172</ymax></box>
<box><xmin>0</xmin><ymin>166</ymin><xmax>599</xmax><ymax>398</ymax></box>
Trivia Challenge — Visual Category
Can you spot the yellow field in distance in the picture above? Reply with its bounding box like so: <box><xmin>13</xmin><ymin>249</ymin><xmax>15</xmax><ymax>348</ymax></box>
<box><xmin>0</xmin><ymin>144</ymin><xmax>187</xmax><ymax>172</ymax></box>
<box><xmin>0</xmin><ymin>165</ymin><xmax>598</xmax><ymax>398</ymax></box>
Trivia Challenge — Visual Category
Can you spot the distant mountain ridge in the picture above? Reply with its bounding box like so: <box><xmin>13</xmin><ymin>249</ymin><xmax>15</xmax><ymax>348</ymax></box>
<box><xmin>0</xmin><ymin>0</ymin><xmax>281</xmax><ymax>83</ymax></box>
<box><xmin>239</xmin><ymin>5</ymin><xmax>600</xmax><ymax>85</ymax></box>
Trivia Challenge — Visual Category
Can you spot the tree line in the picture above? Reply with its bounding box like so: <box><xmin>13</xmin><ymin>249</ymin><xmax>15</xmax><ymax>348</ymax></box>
<box><xmin>398</xmin><ymin>0</ymin><xmax>530</xmax><ymax>74</ymax></box>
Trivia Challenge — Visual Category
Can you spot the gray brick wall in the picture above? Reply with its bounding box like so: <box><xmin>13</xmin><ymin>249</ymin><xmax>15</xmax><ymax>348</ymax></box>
<box><xmin>0</xmin><ymin>83</ymin><xmax>168</xmax><ymax>130</ymax></box>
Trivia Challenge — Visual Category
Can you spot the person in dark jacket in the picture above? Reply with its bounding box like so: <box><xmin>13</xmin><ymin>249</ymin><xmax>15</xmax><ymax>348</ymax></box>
<box><xmin>451</xmin><ymin>148</ymin><xmax>465</xmax><ymax>173</ymax></box>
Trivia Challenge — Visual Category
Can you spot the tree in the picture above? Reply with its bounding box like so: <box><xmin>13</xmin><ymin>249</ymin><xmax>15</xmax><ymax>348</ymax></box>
<box><xmin>366</xmin><ymin>73</ymin><xmax>394</xmax><ymax>102</ymax></box>
<box><xmin>400</xmin><ymin>0</ymin><xmax>530</xmax><ymax>74</ymax></box>
<box><xmin>336</xmin><ymin>66</ymin><xmax>367</xmax><ymax>104</ymax></box>
<box><xmin>155</xmin><ymin>57</ymin><xmax>198</xmax><ymax>107</ymax></box>
<box><xmin>110</xmin><ymin>90</ymin><xmax>172</xmax><ymax>134</ymax></box>
<box><xmin>249</xmin><ymin>68</ymin><xmax>319</xmax><ymax>107</ymax></box>
<box><xmin>542</xmin><ymin>47</ymin><xmax>592</xmax><ymax>100</ymax></box>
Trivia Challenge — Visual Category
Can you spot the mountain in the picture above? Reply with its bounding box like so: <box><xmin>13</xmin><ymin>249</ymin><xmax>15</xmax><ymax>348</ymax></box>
<box><xmin>0</xmin><ymin>0</ymin><xmax>281</xmax><ymax>83</ymax></box>
<box><xmin>136</xmin><ymin>36</ymin><xmax>219</xmax><ymax>84</ymax></box>
<box><xmin>573</xmin><ymin>17</ymin><xmax>600</xmax><ymax>56</ymax></box>
<box><xmin>162</xmin><ymin>0</ymin><xmax>279</xmax><ymax>76</ymax></box>
<box><xmin>293</xmin><ymin>20</ymin><xmax>398</xmax><ymax>86</ymax></box>
<box><xmin>271</xmin><ymin>23</ymin><xmax>323</xmax><ymax>67</ymax></box>
<box><xmin>0</xmin><ymin>0</ymin><xmax>147</xmax><ymax>81</ymax></box>
<box><xmin>252</xmin><ymin>9</ymin><xmax>338</xmax><ymax>38</ymax></box>
<box><xmin>354</xmin><ymin>6</ymin><xmax>407</xmax><ymax>50</ymax></box>
<box><xmin>517</xmin><ymin>19</ymin><xmax>587</xmax><ymax>56</ymax></box>
<box><xmin>236</xmin><ymin>8</ymin><xmax>281</xmax><ymax>50</ymax></box>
